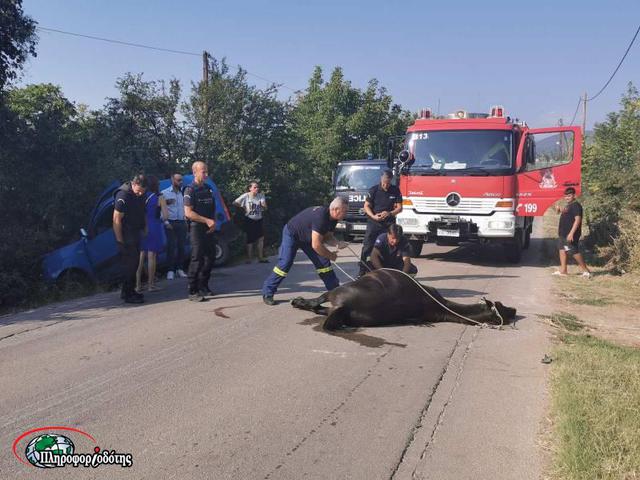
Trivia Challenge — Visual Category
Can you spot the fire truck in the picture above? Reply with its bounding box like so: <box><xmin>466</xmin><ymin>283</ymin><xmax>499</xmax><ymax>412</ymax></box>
<box><xmin>394</xmin><ymin>106</ymin><xmax>582</xmax><ymax>262</ymax></box>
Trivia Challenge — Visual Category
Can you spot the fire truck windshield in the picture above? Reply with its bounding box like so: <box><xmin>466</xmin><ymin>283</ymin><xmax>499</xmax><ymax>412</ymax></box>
<box><xmin>335</xmin><ymin>164</ymin><xmax>385</xmax><ymax>191</ymax></box>
<box><xmin>407</xmin><ymin>130</ymin><xmax>513</xmax><ymax>175</ymax></box>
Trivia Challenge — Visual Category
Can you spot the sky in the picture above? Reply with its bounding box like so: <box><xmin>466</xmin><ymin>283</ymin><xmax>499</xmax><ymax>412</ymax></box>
<box><xmin>18</xmin><ymin>0</ymin><xmax>640</xmax><ymax>130</ymax></box>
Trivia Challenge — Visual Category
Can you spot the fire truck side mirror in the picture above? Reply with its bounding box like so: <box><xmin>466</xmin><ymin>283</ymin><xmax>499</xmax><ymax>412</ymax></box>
<box><xmin>398</xmin><ymin>150</ymin><xmax>414</xmax><ymax>168</ymax></box>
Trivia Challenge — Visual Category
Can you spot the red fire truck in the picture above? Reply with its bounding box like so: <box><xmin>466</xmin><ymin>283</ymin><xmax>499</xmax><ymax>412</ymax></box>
<box><xmin>394</xmin><ymin>106</ymin><xmax>582</xmax><ymax>262</ymax></box>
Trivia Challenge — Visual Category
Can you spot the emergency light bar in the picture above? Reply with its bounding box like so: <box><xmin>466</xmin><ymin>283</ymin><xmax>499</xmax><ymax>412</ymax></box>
<box><xmin>419</xmin><ymin>108</ymin><xmax>432</xmax><ymax>119</ymax></box>
<box><xmin>490</xmin><ymin>105</ymin><xmax>505</xmax><ymax>118</ymax></box>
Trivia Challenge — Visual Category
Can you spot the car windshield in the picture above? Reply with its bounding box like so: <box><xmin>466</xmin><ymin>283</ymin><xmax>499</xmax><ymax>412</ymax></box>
<box><xmin>406</xmin><ymin>130</ymin><xmax>514</xmax><ymax>174</ymax></box>
<box><xmin>334</xmin><ymin>164</ymin><xmax>385</xmax><ymax>190</ymax></box>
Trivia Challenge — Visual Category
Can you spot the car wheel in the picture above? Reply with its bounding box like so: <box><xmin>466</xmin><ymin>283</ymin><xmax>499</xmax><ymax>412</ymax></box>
<box><xmin>214</xmin><ymin>238</ymin><xmax>230</xmax><ymax>267</ymax></box>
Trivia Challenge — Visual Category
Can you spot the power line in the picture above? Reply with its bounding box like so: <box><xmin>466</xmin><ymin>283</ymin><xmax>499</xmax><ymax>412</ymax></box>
<box><xmin>568</xmin><ymin>97</ymin><xmax>582</xmax><ymax>126</ymax></box>
<box><xmin>36</xmin><ymin>26</ymin><xmax>302</xmax><ymax>93</ymax></box>
<box><xmin>587</xmin><ymin>23</ymin><xmax>640</xmax><ymax>102</ymax></box>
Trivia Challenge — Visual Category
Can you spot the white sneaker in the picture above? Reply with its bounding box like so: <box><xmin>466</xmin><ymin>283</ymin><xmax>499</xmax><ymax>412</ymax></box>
<box><xmin>552</xmin><ymin>271</ymin><xmax>567</xmax><ymax>276</ymax></box>
<box><xmin>177</xmin><ymin>269</ymin><xmax>188</xmax><ymax>278</ymax></box>
<box><xmin>167</xmin><ymin>271</ymin><xmax>175</xmax><ymax>280</ymax></box>
<box><xmin>581</xmin><ymin>272</ymin><xmax>592</xmax><ymax>279</ymax></box>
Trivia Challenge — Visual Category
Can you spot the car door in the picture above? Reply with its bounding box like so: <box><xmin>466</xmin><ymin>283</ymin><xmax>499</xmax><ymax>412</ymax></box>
<box><xmin>515</xmin><ymin>126</ymin><xmax>582</xmax><ymax>216</ymax></box>
<box><xmin>85</xmin><ymin>203</ymin><xmax>121</xmax><ymax>280</ymax></box>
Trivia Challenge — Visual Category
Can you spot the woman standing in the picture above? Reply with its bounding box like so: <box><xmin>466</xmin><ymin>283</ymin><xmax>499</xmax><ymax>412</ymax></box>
<box><xmin>234</xmin><ymin>181</ymin><xmax>268</xmax><ymax>263</ymax></box>
<box><xmin>136</xmin><ymin>175</ymin><xmax>168</xmax><ymax>291</ymax></box>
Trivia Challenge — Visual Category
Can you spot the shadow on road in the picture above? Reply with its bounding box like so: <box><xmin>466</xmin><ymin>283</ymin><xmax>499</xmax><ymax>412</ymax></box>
<box><xmin>421</xmin><ymin>237</ymin><xmax>556</xmax><ymax>268</ymax></box>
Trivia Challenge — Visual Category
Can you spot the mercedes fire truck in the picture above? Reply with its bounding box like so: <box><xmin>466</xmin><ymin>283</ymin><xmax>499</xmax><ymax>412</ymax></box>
<box><xmin>395</xmin><ymin>106</ymin><xmax>582</xmax><ymax>262</ymax></box>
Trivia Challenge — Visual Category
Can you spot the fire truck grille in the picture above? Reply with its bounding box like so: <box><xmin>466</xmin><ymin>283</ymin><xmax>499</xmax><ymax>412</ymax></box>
<box><xmin>411</xmin><ymin>197</ymin><xmax>498</xmax><ymax>214</ymax></box>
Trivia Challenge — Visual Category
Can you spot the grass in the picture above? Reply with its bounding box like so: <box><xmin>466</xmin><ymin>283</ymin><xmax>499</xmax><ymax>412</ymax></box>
<box><xmin>550</xmin><ymin>333</ymin><xmax>640</xmax><ymax>479</ymax></box>
<box><xmin>542</xmin><ymin>312</ymin><xmax>584</xmax><ymax>331</ymax></box>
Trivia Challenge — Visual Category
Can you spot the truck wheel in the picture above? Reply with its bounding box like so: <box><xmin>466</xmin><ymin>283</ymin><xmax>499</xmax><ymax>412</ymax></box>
<box><xmin>506</xmin><ymin>231</ymin><xmax>523</xmax><ymax>263</ymax></box>
<box><xmin>214</xmin><ymin>238</ymin><xmax>230</xmax><ymax>266</ymax></box>
<box><xmin>408</xmin><ymin>240</ymin><xmax>423</xmax><ymax>258</ymax></box>
<box><xmin>523</xmin><ymin>228</ymin><xmax>531</xmax><ymax>249</ymax></box>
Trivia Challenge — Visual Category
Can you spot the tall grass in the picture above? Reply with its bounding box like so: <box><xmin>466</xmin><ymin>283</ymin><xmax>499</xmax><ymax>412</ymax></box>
<box><xmin>550</xmin><ymin>334</ymin><xmax>640</xmax><ymax>479</ymax></box>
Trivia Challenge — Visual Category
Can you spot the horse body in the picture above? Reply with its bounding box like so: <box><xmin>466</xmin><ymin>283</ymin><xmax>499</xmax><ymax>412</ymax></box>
<box><xmin>291</xmin><ymin>269</ymin><xmax>516</xmax><ymax>330</ymax></box>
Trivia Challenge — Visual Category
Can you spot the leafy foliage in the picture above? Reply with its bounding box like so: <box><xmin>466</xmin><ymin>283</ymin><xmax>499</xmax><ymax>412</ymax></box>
<box><xmin>0</xmin><ymin>55</ymin><xmax>411</xmax><ymax>307</ymax></box>
<box><xmin>582</xmin><ymin>83</ymin><xmax>640</xmax><ymax>272</ymax></box>
<box><xmin>0</xmin><ymin>0</ymin><xmax>37</xmax><ymax>91</ymax></box>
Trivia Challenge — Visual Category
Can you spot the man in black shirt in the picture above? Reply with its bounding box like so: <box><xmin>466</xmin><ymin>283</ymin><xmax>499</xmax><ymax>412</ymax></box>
<box><xmin>113</xmin><ymin>174</ymin><xmax>147</xmax><ymax>303</ymax></box>
<box><xmin>369</xmin><ymin>224</ymin><xmax>417</xmax><ymax>275</ymax></box>
<box><xmin>554</xmin><ymin>187</ymin><xmax>591</xmax><ymax>277</ymax></box>
<box><xmin>184</xmin><ymin>161</ymin><xmax>217</xmax><ymax>301</ymax></box>
<box><xmin>262</xmin><ymin>197</ymin><xmax>349</xmax><ymax>305</ymax></box>
<box><xmin>358</xmin><ymin>169</ymin><xmax>403</xmax><ymax>277</ymax></box>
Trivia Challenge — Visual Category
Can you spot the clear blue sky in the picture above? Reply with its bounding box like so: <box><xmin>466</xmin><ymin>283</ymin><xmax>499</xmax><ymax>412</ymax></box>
<box><xmin>19</xmin><ymin>0</ymin><xmax>640</xmax><ymax>129</ymax></box>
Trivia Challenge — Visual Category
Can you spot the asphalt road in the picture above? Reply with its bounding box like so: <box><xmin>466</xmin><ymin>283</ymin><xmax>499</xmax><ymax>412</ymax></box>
<box><xmin>1</xmin><ymin>226</ymin><xmax>556</xmax><ymax>479</ymax></box>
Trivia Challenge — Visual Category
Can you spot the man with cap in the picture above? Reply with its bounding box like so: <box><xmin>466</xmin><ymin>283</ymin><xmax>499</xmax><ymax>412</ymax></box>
<box><xmin>184</xmin><ymin>161</ymin><xmax>217</xmax><ymax>301</ymax></box>
<box><xmin>113</xmin><ymin>174</ymin><xmax>147</xmax><ymax>304</ymax></box>
<box><xmin>262</xmin><ymin>197</ymin><xmax>349</xmax><ymax>306</ymax></box>
<box><xmin>358</xmin><ymin>169</ymin><xmax>403</xmax><ymax>277</ymax></box>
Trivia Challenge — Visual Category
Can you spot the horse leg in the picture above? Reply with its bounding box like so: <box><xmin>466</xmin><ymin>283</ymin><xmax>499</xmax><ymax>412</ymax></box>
<box><xmin>291</xmin><ymin>292</ymin><xmax>329</xmax><ymax>313</ymax></box>
<box><xmin>323</xmin><ymin>306</ymin><xmax>350</xmax><ymax>331</ymax></box>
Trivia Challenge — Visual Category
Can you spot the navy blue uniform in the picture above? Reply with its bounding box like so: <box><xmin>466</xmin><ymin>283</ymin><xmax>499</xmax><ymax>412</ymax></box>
<box><xmin>262</xmin><ymin>206</ymin><xmax>339</xmax><ymax>298</ymax></box>
<box><xmin>184</xmin><ymin>182</ymin><xmax>217</xmax><ymax>294</ymax></box>
<box><xmin>114</xmin><ymin>182</ymin><xmax>146</xmax><ymax>298</ymax></box>
<box><xmin>369</xmin><ymin>232</ymin><xmax>417</xmax><ymax>274</ymax></box>
<box><xmin>359</xmin><ymin>184</ymin><xmax>403</xmax><ymax>274</ymax></box>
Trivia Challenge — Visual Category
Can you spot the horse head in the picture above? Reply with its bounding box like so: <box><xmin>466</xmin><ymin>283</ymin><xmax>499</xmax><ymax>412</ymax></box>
<box><xmin>482</xmin><ymin>298</ymin><xmax>517</xmax><ymax>325</ymax></box>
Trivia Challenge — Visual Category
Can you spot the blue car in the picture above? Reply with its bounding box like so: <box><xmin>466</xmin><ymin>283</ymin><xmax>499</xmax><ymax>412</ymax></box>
<box><xmin>43</xmin><ymin>175</ymin><xmax>235</xmax><ymax>284</ymax></box>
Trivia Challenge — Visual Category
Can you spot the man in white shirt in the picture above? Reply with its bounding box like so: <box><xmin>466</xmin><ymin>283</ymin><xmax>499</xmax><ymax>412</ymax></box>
<box><xmin>161</xmin><ymin>173</ymin><xmax>188</xmax><ymax>279</ymax></box>
<box><xmin>234</xmin><ymin>181</ymin><xmax>269</xmax><ymax>263</ymax></box>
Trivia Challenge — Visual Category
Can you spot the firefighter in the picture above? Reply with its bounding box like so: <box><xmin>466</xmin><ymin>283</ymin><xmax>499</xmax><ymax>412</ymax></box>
<box><xmin>113</xmin><ymin>174</ymin><xmax>148</xmax><ymax>304</ymax></box>
<box><xmin>262</xmin><ymin>197</ymin><xmax>349</xmax><ymax>306</ymax></box>
<box><xmin>184</xmin><ymin>161</ymin><xmax>217</xmax><ymax>302</ymax></box>
<box><xmin>368</xmin><ymin>224</ymin><xmax>417</xmax><ymax>275</ymax></box>
<box><xmin>358</xmin><ymin>169</ymin><xmax>403</xmax><ymax>277</ymax></box>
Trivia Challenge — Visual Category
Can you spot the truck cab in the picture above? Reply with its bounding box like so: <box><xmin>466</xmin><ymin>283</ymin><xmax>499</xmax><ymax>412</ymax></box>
<box><xmin>395</xmin><ymin>106</ymin><xmax>582</xmax><ymax>262</ymax></box>
<box><xmin>332</xmin><ymin>158</ymin><xmax>389</xmax><ymax>240</ymax></box>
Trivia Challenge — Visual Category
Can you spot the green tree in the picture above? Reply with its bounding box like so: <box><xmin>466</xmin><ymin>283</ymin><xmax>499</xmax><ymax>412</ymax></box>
<box><xmin>291</xmin><ymin>66</ymin><xmax>411</xmax><ymax>201</ymax></box>
<box><xmin>0</xmin><ymin>0</ymin><xmax>37</xmax><ymax>92</ymax></box>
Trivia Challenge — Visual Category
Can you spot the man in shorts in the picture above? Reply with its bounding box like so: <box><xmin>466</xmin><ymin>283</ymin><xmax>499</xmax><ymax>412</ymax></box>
<box><xmin>554</xmin><ymin>187</ymin><xmax>591</xmax><ymax>278</ymax></box>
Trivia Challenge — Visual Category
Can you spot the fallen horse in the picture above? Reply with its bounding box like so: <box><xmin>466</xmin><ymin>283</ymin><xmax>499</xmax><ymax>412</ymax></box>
<box><xmin>291</xmin><ymin>269</ymin><xmax>516</xmax><ymax>330</ymax></box>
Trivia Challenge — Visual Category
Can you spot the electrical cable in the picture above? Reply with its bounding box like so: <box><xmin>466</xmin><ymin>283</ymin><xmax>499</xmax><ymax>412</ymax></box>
<box><xmin>568</xmin><ymin>97</ymin><xmax>582</xmax><ymax>126</ymax></box>
<box><xmin>587</xmin><ymin>23</ymin><xmax>640</xmax><ymax>102</ymax></box>
<box><xmin>36</xmin><ymin>26</ymin><xmax>302</xmax><ymax>93</ymax></box>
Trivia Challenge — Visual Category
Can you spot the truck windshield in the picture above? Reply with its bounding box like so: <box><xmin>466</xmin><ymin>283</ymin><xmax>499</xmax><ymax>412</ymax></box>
<box><xmin>335</xmin><ymin>164</ymin><xmax>385</xmax><ymax>190</ymax></box>
<box><xmin>407</xmin><ymin>130</ymin><xmax>514</xmax><ymax>174</ymax></box>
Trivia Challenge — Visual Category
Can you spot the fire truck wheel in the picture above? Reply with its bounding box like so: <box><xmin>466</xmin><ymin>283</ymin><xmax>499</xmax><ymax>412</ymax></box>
<box><xmin>523</xmin><ymin>228</ymin><xmax>531</xmax><ymax>249</ymax></box>
<box><xmin>506</xmin><ymin>231</ymin><xmax>523</xmax><ymax>263</ymax></box>
<box><xmin>408</xmin><ymin>240</ymin><xmax>424</xmax><ymax>258</ymax></box>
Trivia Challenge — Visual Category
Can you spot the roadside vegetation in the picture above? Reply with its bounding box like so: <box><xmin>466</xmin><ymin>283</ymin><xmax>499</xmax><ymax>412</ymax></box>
<box><xmin>0</xmin><ymin>2</ymin><xmax>411</xmax><ymax>310</ymax></box>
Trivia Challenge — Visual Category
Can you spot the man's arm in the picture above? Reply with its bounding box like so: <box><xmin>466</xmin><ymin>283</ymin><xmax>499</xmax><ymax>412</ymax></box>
<box><xmin>311</xmin><ymin>231</ymin><xmax>337</xmax><ymax>261</ymax></box>
<box><xmin>185</xmin><ymin>205</ymin><xmax>215</xmax><ymax>230</ymax></box>
<box><xmin>113</xmin><ymin>210</ymin><xmax>124</xmax><ymax>244</ymax></box>
<box><xmin>323</xmin><ymin>233</ymin><xmax>348</xmax><ymax>250</ymax></box>
<box><xmin>370</xmin><ymin>247</ymin><xmax>384</xmax><ymax>269</ymax></box>
<box><xmin>567</xmin><ymin>216</ymin><xmax>582</xmax><ymax>242</ymax></box>
<box><xmin>402</xmin><ymin>256</ymin><xmax>412</xmax><ymax>273</ymax></box>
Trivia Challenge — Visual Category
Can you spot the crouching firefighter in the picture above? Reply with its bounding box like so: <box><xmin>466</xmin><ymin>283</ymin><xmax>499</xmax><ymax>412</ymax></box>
<box><xmin>366</xmin><ymin>224</ymin><xmax>417</xmax><ymax>276</ymax></box>
<box><xmin>262</xmin><ymin>197</ymin><xmax>349</xmax><ymax>305</ymax></box>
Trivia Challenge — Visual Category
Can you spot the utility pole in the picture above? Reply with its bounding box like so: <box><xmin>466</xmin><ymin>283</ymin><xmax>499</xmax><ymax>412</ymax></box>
<box><xmin>202</xmin><ymin>51</ymin><xmax>210</xmax><ymax>86</ymax></box>
<box><xmin>582</xmin><ymin>91</ymin><xmax>587</xmax><ymax>135</ymax></box>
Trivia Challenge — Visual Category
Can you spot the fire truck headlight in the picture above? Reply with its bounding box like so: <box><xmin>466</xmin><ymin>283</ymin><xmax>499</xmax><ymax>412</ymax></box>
<box><xmin>488</xmin><ymin>220</ymin><xmax>514</xmax><ymax>230</ymax></box>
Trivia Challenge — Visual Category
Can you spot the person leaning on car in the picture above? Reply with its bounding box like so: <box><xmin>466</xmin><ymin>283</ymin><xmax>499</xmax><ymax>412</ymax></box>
<box><xmin>113</xmin><ymin>174</ymin><xmax>148</xmax><ymax>304</ymax></box>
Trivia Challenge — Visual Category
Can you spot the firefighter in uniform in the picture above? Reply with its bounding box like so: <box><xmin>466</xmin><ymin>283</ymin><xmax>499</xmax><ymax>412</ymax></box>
<box><xmin>358</xmin><ymin>169</ymin><xmax>403</xmax><ymax>277</ymax></box>
<box><xmin>113</xmin><ymin>174</ymin><xmax>148</xmax><ymax>304</ymax></box>
<box><xmin>368</xmin><ymin>224</ymin><xmax>418</xmax><ymax>275</ymax></box>
<box><xmin>262</xmin><ymin>197</ymin><xmax>349</xmax><ymax>305</ymax></box>
<box><xmin>184</xmin><ymin>161</ymin><xmax>217</xmax><ymax>302</ymax></box>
